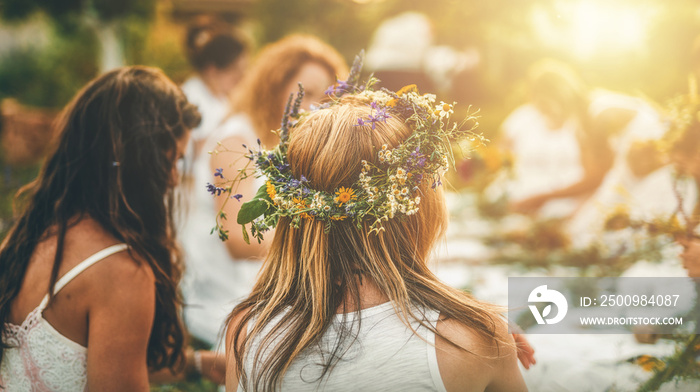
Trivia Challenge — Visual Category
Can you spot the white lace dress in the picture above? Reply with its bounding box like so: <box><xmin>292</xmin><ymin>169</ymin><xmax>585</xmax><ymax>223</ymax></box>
<box><xmin>1</xmin><ymin>244</ymin><xmax>128</xmax><ymax>391</ymax></box>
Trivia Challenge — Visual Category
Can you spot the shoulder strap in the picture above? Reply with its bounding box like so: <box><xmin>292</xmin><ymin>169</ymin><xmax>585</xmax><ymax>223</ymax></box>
<box><xmin>37</xmin><ymin>243</ymin><xmax>129</xmax><ymax>310</ymax></box>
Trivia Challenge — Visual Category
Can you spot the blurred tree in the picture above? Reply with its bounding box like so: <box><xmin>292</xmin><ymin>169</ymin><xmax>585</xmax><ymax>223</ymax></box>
<box><xmin>0</xmin><ymin>26</ymin><xmax>99</xmax><ymax>108</ymax></box>
<box><xmin>1</xmin><ymin>0</ymin><xmax>156</xmax><ymax>72</ymax></box>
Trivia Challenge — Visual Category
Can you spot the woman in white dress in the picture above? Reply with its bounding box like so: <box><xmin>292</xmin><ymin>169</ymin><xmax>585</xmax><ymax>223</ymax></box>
<box><xmin>181</xmin><ymin>18</ymin><xmax>249</xmax><ymax>162</ymax></box>
<box><xmin>503</xmin><ymin>60</ymin><xmax>665</xmax><ymax>220</ymax></box>
<box><xmin>180</xmin><ymin>34</ymin><xmax>348</xmax><ymax>347</ymax></box>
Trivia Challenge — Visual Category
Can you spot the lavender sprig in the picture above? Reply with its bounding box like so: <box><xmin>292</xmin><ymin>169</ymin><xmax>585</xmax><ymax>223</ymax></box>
<box><xmin>347</xmin><ymin>50</ymin><xmax>364</xmax><ymax>87</ymax></box>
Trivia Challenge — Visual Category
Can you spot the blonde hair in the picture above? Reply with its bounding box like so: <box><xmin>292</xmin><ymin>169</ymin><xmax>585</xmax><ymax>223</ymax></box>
<box><xmin>229</xmin><ymin>34</ymin><xmax>348</xmax><ymax>147</ymax></box>
<box><xmin>229</xmin><ymin>97</ymin><xmax>506</xmax><ymax>391</ymax></box>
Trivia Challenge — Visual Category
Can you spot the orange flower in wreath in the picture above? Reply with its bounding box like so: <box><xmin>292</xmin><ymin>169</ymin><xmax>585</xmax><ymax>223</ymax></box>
<box><xmin>334</xmin><ymin>187</ymin><xmax>357</xmax><ymax>206</ymax></box>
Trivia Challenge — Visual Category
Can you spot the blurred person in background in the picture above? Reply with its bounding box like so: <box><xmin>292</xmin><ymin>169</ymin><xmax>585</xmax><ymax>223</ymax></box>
<box><xmin>498</xmin><ymin>60</ymin><xmax>665</xmax><ymax>223</ymax></box>
<box><xmin>365</xmin><ymin>12</ymin><xmax>438</xmax><ymax>93</ymax></box>
<box><xmin>181</xmin><ymin>16</ymin><xmax>250</xmax><ymax>161</ymax></box>
<box><xmin>179</xmin><ymin>34</ymin><xmax>348</xmax><ymax>348</ymax></box>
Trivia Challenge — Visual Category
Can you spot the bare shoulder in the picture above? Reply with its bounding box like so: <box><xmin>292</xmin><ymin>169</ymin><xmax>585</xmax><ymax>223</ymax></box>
<box><xmin>436</xmin><ymin>315</ymin><xmax>524</xmax><ymax>392</ymax></box>
<box><xmin>437</xmin><ymin>315</ymin><xmax>514</xmax><ymax>361</ymax></box>
<box><xmin>225</xmin><ymin>307</ymin><xmax>251</xmax><ymax>351</ymax></box>
<box><xmin>64</xmin><ymin>217</ymin><xmax>155</xmax><ymax>302</ymax></box>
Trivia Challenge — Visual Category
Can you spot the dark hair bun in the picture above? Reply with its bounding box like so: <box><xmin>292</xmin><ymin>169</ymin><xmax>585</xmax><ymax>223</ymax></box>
<box><xmin>186</xmin><ymin>19</ymin><xmax>248</xmax><ymax>71</ymax></box>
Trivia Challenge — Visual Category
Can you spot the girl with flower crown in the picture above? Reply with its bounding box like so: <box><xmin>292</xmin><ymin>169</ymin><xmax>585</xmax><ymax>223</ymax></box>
<box><xmin>222</xmin><ymin>73</ymin><xmax>527</xmax><ymax>391</ymax></box>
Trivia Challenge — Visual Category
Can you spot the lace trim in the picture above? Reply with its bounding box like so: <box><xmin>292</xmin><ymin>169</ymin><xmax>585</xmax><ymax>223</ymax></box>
<box><xmin>2</xmin><ymin>307</ymin><xmax>42</xmax><ymax>347</ymax></box>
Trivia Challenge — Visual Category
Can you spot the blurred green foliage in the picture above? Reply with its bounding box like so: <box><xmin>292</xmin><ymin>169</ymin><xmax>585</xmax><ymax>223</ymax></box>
<box><xmin>150</xmin><ymin>379</ymin><xmax>219</xmax><ymax>392</ymax></box>
<box><xmin>0</xmin><ymin>24</ymin><xmax>99</xmax><ymax>108</ymax></box>
<box><xmin>122</xmin><ymin>14</ymin><xmax>191</xmax><ymax>85</ymax></box>
<box><xmin>0</xmin><ymin>153</ymin><xmax>39</xmax><ymax>241</ymax></box>
<box><xmin>0</xmin><ymin>0</ymin><xmax>154</xmax><ymax>23</ymax></box>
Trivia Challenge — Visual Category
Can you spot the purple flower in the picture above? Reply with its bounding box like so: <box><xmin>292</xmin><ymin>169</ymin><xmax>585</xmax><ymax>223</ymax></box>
<box><xmin>214</xmin><ymin>168</ymin><xmax>225</xmax><ymax>179</ymax></box>
<box><xmin>325</xmin><ymin>80</ymin><xmax>351</xmax><ymax>96</ymax></box>
<box><xmin>355</xmin><ymin>102</ymin><xmax>391</xmax><ymax>130</ymax></box>
<box><xmin>275</xmin><ymin>162</ymin><xmax>290</xmax><ymax>172</ymax></box>
<box><xmin>206</xmin><ymin>183</ymin><xmax>226</xmax><ymax>196</ymax></box>
<box><xmin>231</xmin><ymin>194</ymin><xmax>243</xmax><ymax>201</ymax></box>
<box><xmin>406</xmin><ymin>147</ymin><xmax>427</xmax><ymax>170</ymax></box>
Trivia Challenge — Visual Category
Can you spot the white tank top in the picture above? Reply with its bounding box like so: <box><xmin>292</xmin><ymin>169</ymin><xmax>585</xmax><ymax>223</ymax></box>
<box><xmin>1</xmin><ymin>243</ymin><xmax>129</xmax><ymax>391</ymax></box>
<box><xmin>237</xmin><ymin>302</ymin><xmax>447</xmax><ymax>392</ymax></box>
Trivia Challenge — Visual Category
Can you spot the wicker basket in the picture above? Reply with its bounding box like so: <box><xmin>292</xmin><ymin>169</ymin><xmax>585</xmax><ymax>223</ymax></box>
<box><xmin>1</xmin><ymin>99</ymin><xmax>58</xmax><ymax>165</ymax></box>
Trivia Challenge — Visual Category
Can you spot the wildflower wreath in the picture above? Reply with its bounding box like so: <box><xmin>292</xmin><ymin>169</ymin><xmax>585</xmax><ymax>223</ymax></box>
<box><xmin>209</xmin><ymin>52</ymin><xmax>485</xmax><ymax>244</ymax></box>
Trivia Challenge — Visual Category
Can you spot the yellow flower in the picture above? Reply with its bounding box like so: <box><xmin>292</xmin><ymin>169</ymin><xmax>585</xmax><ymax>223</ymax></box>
<box><xmin>635</xmin><ymin>355</ymin><xmax>665</xmax><ymax>372</ymax></box>
<box><xmin>292</xmin><ymin>198</ymin><xmax>312</xmax><ymax>220</ymax></box>
<box><xmin>331</xmin><ymin>215</ymin><xmax>347</xmax><ymax>221</ymax></box>
<box><xmin>388</xmin><ymin>85</ymin><xmax>419</xmax><ymax>107</ymax></box>
<box><xmin>334</xmin><ymin>187</ymin><xmax>357</xmax><ymax>206</ymax></box>
<box><xmin>397</xmin><ymin>84</ymin><xmax>419</xmax><ymax>96</ymax></box>
<box><xmin>266</xmin><ymin>181</ymin><xmax>276</xmax><ymax>200</ymax></box>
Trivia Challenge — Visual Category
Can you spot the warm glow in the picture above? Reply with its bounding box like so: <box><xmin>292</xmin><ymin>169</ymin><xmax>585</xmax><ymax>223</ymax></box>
<box><xmin>532</xmin><ymin>0</ymin><xmax>656</xmax><ymax>60</ymax></box>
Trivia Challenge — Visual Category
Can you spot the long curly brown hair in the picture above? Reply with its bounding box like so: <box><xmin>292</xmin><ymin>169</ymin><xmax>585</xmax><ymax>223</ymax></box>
<box><xmin>0</xmin><ymin>66</ymin><xmax>200</xmax><ymax>371</ymax></box>
<box><xmin>229</xmin><ymin>34</ymin><xmax>348</xmax><ymax>147</ymax></box>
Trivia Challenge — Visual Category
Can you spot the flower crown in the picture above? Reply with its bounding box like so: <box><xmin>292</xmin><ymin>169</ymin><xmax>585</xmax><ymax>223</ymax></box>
<box><xmin>209</xmin><ymin>52</ymin><xmax>484</xmax><ymax>244</ymax></box>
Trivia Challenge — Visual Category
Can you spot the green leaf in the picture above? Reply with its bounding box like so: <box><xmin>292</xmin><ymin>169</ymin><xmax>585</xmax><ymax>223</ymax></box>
<box><xmin>237</xmin><ymin>184</ymin><xmax>272</xmax><ymax>224</ymax></box>
<box><xmin>254</xmin><ymin>183</ymin><xmax>273</xmax><ymax>202</ymax></box>
<box><xmin>217</xmin><ymin>229</ymin><xmax>229</xmax><ymax>241</ymax></box>
<box><xmin>237</xmin><ymin>199</ymin><xmax>269</xmax><ymax>225</ymax></box>
<box><xmin>241</xmin><ymin>225</ymin><xmax>250</xmax><ymax>245</ymax></box>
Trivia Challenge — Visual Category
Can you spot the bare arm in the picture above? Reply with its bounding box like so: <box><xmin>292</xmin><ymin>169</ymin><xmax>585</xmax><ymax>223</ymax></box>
<box><xmin>149</xmin><ymin>349</ymin><xmax>225</xmax><ymax>385</ymax></box>
<box><xmin>85</xmin><ymin>256</ymin><xmax>155</xmax><ymax>391</ymax></box>
<box><xmin>511</xmin><ymin>112</ymin><xmax>619</xmax><ymax>214</ymax></box>
<box><xmin>210</xmin><ymin>135</ymin><xmax>270</xmax><ymax>260</ymax></box>
<box><xmin>437</xmin><ymin>317</ymin><xmax>527</xmax><ymax>392</ymax></box>
<box><xmin>485</xmin><ymin>331</ymin><xmax>528</xmax><ymax>392</ymax></box>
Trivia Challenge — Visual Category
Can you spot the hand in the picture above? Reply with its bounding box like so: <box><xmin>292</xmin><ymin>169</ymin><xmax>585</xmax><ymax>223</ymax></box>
<box><xmin>510</xmin><ymin>194</ymin><xmax>549</xmax><ymax>215</ymax></box>
<box><xmin>512</xmin><ymin>333</ymin><xmax>536</xmax><ymax>370</ymax></box>
<box><xmin>198</xmin><ymin>350</ymin><xmax>226</xmax><ymax>385</ymax></box>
